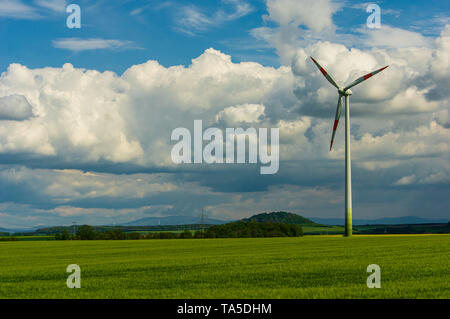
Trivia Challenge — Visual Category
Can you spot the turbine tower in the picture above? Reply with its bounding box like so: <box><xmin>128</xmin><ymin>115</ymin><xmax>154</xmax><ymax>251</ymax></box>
<box><xmin>310</xmin><ymin>57</ymin><xmax>388</xmax><ymax>237</ymax></box>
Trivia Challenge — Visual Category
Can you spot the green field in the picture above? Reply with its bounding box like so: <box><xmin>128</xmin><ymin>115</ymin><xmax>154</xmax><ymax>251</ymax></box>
<box><xmin>0</xmin><ymin>235</ymin><xmax>449</xmax><ymax>298</ymax></box>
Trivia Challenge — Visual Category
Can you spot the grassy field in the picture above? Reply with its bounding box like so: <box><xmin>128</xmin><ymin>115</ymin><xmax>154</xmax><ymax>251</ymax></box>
<box><xmin>0</xmin><ymin>235</ymin><xmax>448</xmax><ymax>299</ymax></box>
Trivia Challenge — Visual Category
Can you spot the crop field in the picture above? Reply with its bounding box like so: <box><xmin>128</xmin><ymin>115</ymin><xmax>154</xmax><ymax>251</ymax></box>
<box><xmin>0</xmin><ymin>235</ymin><xmax>448</xmax><ymax>299</ymax></box>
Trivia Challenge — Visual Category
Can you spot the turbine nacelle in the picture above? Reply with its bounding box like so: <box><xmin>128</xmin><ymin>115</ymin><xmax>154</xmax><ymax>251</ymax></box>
<box><xmin>338</xmin><ymin>88</ymin><xmax>352</xmax><ymax>96</ymax></box>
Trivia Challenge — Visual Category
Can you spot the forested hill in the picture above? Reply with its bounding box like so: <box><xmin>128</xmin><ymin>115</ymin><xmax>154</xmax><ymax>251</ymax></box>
<box><xmin>242</xmin><ymin>212</ymin><xmax>320</xmax><ymax>226</ymax></box>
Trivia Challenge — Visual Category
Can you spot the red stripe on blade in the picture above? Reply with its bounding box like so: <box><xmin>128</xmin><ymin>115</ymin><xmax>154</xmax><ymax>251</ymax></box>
<box><xmin>333</xmin><ymin>120</ymin><xmax>339</xmax><ymax>130</ymax></box>
<box><xmin>363</xmin><ymin>73</ymin><xmax>373</xmax><ymax>80</ymax></box>
<box><xmin>320</xmin><ymin>68</ymin><xmax>327</xmax><ymax>76</ymax></box>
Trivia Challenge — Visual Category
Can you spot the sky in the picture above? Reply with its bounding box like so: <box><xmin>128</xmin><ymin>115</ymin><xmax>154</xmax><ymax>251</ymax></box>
<box><xmin>0</xmin><ymin>0</ymin><xmax>449</xmax><ymax>228</ymax></box>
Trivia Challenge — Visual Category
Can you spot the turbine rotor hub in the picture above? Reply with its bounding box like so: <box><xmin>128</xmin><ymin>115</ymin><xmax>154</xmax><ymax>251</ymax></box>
<box><xmin>344</xmin><ymin>89</ymin><xmax>352</xmax><ymax>96</ymax></box>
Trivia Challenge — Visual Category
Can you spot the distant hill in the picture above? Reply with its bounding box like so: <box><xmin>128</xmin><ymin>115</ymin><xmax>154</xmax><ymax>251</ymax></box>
<box><xmin>310</xmin><ymin>216</ymin><xmax>449</xmax><ymax>226</ymax></box>
<box><xmin>201</xmin><ymin>211</ymin><xmax>310</xmax><ymax>238</ymax></box>
<box><xmin>242</xmin><ymin>212</ymin><xmax>320</xmax><ymax>226</ymax></box>
<box><xmin>123</xmin><ymin>215</ymin><xmax>228</xmax><ymax>226</ymax></box>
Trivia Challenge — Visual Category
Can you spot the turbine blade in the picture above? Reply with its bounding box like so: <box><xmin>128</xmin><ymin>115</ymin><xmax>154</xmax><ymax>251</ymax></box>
<box><xmin>330</xmin><ymin>96</ymin><xmax>343</xmax><ymax>151</ymax></box>
<box><xmin>344</xmin><ymin>65</ymin><xmax>389</xmax><ymax>91</ymax></box>
<box><xmin>310</xmin><ymin>57</ymin><xmax>340</xmax><ymax>89</ymax></box>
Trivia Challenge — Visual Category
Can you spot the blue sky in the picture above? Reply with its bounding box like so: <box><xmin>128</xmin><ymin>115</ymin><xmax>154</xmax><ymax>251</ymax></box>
<box><xmin>0</xmin><ymin>0</ymin><xmax>449</xmax><ymax>228</ymax></box>
<box><xmin>1</xmin><ymin>0</ymin><xmax>448</xmax><ymax>73</ymax></box>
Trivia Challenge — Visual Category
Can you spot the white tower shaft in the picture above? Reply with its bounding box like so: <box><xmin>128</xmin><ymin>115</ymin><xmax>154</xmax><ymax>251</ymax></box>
<box><xmin>345</xmin><ymin>95</ymin><xmax>352</xmax><ymax>237</ymax></box>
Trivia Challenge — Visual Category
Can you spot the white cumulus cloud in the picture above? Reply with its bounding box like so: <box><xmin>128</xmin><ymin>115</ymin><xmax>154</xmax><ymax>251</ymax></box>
<box><xmin>52</xmin><ymin>38</ymin><xmax>136</xmax><ymax>52</ymax></box>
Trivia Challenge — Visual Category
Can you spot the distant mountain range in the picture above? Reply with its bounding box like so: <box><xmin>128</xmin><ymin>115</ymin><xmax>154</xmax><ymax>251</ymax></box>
<box><xmin>2</xmin><ymin>213</ymin><xmax>447</xmax><ymax>234</ymax></box>
<box><xmin>310</xmin><ymin>216</ymin><xmax>449</xmax><ymax>226</ymax></box>
<box><xmin>124</xmin><ymin>213</ymin><xmax>448</xmax><ymax>227</ymax></box>
<box><xmin>0</xmin><ymin>226</ymin><xmax>40</xmax><ymax>233</ymax></box>
<box><xmin>123</xmin><ymin>215</ymin><xmax>228</xmax><ymax>226</ymax></box>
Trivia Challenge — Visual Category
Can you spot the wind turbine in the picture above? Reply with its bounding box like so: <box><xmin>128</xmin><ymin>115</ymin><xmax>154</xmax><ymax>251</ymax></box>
<box><xmin>310</xmin><ymin>57</ymin><xmax>388</xmax><ymax>237</ymax></box>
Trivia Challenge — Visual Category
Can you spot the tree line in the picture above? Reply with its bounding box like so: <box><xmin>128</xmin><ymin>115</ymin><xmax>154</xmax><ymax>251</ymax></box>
<box><xmin>54</xmin><ymin>226</ymin><xmax>197</xmax><ymax>240</ymax></box>
<box><xmin>204</xmin><ymin>221</ymin><xmax>303</xmax><ymax>238</ymax></box>
<box><xmin>55</xmin><ymin>221</ymin><xmax>303</xmax><ymax>240</ymax></box>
